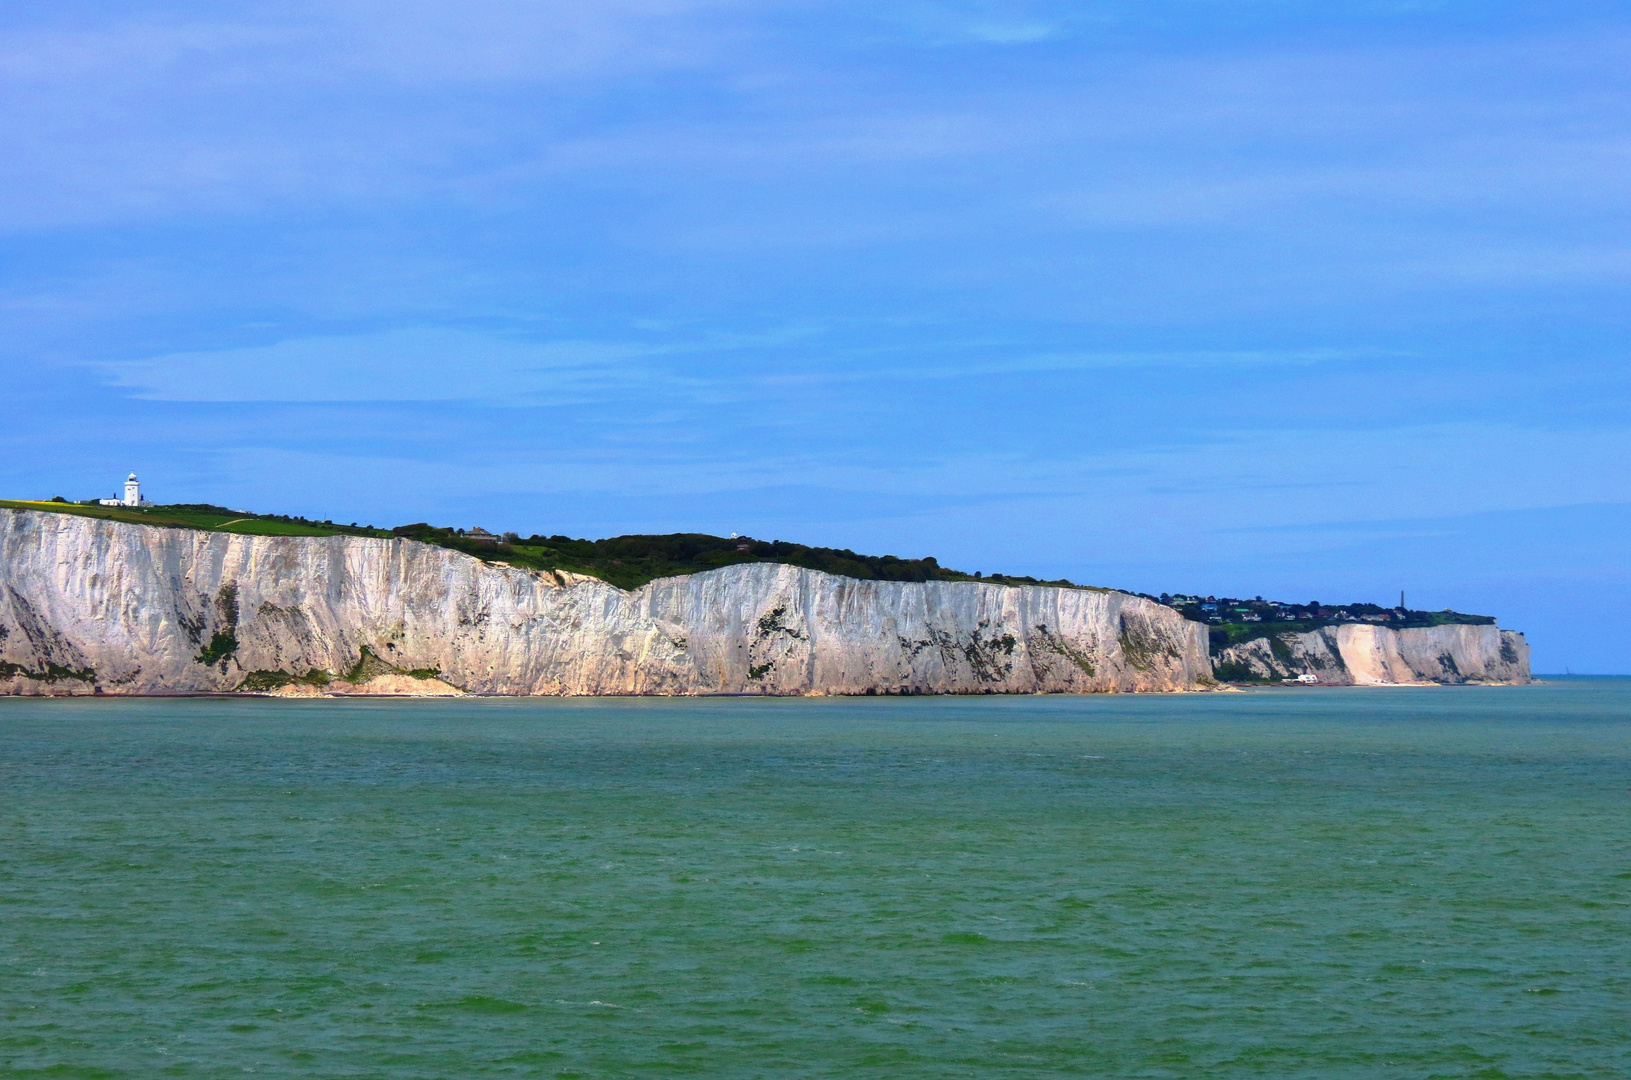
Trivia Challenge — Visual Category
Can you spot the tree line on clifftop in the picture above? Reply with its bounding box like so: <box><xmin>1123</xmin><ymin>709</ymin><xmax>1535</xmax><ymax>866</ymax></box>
<box><xmin>387</xmin><ymin>523</ymin><xmax>1087</xmax><ymax>592</ymax></box>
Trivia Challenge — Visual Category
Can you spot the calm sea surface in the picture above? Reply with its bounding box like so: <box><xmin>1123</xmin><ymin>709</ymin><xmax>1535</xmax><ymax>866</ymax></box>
<box><xmin>2</xmin><ymin>681</ymin><xmax>1628</xmax><ymax>1078</ymax></box>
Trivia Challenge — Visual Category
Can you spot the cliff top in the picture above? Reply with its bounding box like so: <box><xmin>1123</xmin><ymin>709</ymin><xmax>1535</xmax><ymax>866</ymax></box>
<box><xmin>0</xmin><ymin>499</ymin><xmax>1096</xmax><ymax>593</ymax></box>
<box><xmin>0</xmin><ymin>502</ymin><xmax>1499</xmax><ymax>635</ymax></box>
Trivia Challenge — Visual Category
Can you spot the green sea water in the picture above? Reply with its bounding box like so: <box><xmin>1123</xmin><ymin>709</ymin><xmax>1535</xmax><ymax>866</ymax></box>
<box><xmin>2</xmin><ymin>681</ymin><xmax>1628</xmax><ymax>1078</ymax></box>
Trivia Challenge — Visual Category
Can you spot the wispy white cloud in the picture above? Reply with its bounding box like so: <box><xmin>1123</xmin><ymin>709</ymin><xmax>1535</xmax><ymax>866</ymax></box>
<box><xmin>2</xmin><ymin>0</ymin><xmax>1626</xmax><ymax>270</ymax></box>
<box><xmin>0</xmin><ymin>1</ymin><xmax>741</xmax><ymax>86</ymax></box>
<box><xmin>960</xmin><ymin>21</ymin><xmax>1058</xmax><ymax>44</ymax></box>
<box><xmin>98</xmin><ymin>328</ymin><xmax>669</xmax><ymax>402</ymax></box>
<box><xmin>98</xmin><ymin>322</ymin><xmax>1397</xmax><ymax>405</ymax></box>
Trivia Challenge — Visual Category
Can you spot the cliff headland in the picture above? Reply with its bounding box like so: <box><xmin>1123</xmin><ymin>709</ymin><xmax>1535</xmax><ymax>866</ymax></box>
<box><xmin>0</xmin><ymin>504</ymin><xmax>1529</xmax><ymax>696</ymax></box>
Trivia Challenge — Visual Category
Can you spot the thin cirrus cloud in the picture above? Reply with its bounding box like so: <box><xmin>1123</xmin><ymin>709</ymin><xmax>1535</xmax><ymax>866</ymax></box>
<box><xmin>99</xmin><ymin>324</ymin><xmax>1380</xmax><ymax>405</ymax></box>
<box><xmin>3</xmin><ymin>3</ymin><xmax>1624</xmax><ymax>254</ymax></box>
<box><xmin>97</xmin><ymin>329</ymin><xmax>675</xmax><ymax>403</ymax></box>
<box><xmin>0</xmin><ymin>1</ymin><xmax>734</xmax><ymax>85</ymax></box>
<box><xmin>0</xmin><ymin>1</ymin><xmax>745</xmax><ymax>230</ymax></box>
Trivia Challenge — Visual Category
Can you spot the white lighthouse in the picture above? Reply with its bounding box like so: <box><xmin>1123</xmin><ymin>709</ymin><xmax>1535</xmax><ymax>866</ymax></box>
<box><xmin>99</xmin><ymin>473</ymin><xmax>153</xmax><ymax>508</ymax></box>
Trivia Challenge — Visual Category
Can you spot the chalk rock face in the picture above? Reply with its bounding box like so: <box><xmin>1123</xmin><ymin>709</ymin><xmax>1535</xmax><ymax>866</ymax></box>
<box><xmin>0</xmin><ymin>509</ymin><xmax>1212</xmax><ymax>696</ymax></box>
<box><xmin>1214</xmin><ymin>623</ymin><xmax>1530</xmax><ymax>685</ymax></box>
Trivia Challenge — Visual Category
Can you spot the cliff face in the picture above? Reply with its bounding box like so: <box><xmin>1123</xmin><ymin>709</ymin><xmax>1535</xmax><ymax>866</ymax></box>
<box><xmin>0</xmin><ymin>509</ymin><xmax>1212</xmax><ymax>696</ymax></box>
<box><xmin>1214</xmin><ymin>623</ymin><xmax>1530</xmax><ymax>685</ymax></box>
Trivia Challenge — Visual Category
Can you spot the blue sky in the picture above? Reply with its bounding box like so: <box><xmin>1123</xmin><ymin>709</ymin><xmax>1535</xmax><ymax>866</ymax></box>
<box><xmin>2</xmin><ymin>1</ymin><xmax>1628</xmax><ymax>671</ymax></box>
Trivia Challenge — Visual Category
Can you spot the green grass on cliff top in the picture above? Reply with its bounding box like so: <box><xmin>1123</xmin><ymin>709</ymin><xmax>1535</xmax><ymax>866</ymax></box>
<box><xmin>0</xmin><ymin>499</ymin><xmax>1086</xmax><ymax>592</ymax></box>
<box><xmin>0</xmin><ymin>500</ymin><xmax>390</xmax><ymax>538</ymax></box>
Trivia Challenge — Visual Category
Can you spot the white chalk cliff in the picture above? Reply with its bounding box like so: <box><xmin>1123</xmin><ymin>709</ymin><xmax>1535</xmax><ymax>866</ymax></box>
<box><xmin>1213</xmin><ymin>623</ymin><xmax>1530</xmax><ymax>685</ymax></box>
<box><xmin>0</xmin><ymin>509</ymin><xmax>1212</xmax><ymax>696</ymax></box>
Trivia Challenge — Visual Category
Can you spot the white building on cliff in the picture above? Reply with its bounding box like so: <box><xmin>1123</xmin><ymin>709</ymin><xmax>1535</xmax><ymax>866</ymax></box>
<box><xmin>99</xmin><ymin>473</ymin><xmax>154</xmax><ymax>507</ymax></box>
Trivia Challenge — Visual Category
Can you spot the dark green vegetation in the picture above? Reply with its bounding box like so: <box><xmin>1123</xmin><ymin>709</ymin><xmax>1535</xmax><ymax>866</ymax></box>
<box><xmin>388</xmin><ymin>524</ymin><xmax>1094</xmax><ymax>592</ymax></box>
<box><xmin>235</xmin><ymin>668</ymin><xmax>332</xmax><ymax>693</ymax></box>
<box><xmin>235</xmin><ymin>647</ymin><xmax>445</xmax><ymax>694</ymax></box>
<box><xmin>194</xmin><ymin>629</ymin><xmax>238</xmax><ymax>667</ymax></box>
<box><xmin>1210</xmin><ymin>659</ymin><xmax>1260</xmax><ymax>683</ymax></box>
<box><xmin>193</xmin><ymin>585</ymin><xmax>240</xmax><ymax>668</ymax></box>
<box><xmin>0</xmin><ymin>660</ymin><xmax>95</xmax><ymax>684</ymax></box>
